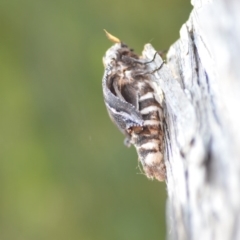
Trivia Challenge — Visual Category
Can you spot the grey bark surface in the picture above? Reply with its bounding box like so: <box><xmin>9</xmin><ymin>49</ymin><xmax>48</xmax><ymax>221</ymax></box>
<box><xmin>143</xmin><ymin>0</ymin><xmax>240</xmax><ymax>239</ymax></box>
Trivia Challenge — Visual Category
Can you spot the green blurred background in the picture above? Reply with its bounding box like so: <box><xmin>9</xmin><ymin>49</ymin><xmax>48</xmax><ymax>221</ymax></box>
<box><xmin>0</xmin><ymin>1</ymin><xmax>191</xmax><ymax>240</ymax></box>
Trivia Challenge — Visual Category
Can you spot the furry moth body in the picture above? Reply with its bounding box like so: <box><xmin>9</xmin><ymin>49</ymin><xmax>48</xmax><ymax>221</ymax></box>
<box><xmin>102</xmin><ymin>32</ymin><xmax>165</xmax><ymax>181</ymax></box>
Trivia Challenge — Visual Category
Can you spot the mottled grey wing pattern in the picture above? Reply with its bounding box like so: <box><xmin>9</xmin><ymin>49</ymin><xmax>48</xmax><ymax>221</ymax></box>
<box><xmin>102</xmin><ymin>64</ymin><xmax>144</xmax><ymax>134</ymax></box>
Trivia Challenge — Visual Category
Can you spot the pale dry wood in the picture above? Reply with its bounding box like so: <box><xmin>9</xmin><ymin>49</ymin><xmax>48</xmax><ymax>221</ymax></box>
<box><xmin>143</xmin><ymin>0</ymin><xmax>240</xmax><ymax>239</ymax></box>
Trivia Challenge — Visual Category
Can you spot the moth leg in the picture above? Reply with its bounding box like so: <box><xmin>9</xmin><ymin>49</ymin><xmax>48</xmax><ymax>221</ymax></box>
<box><xmin>112</xmin><ymin>77</ymin><xmax>126</xmax><ymax>101</ymax></box>
<box><xmin>151</xmin><ymin>61</ymin><xmax>164</xmax><ymax>74</ymax></box>
<box><xmin>122</xmin><ymin>51</ymin><xmax>159</xmax><ymax>65</ymax></box>
<box><xmin>122</xmin><ymin>55</ymin><xmax>146</xmax><ymax>65</ymax></box>
<box><xmin>143</xmin><ymin>51</ymin><xmax>159</xmax><ymax>65</ymax></box>
<box><xmin>131</xmin><ymin>60</ymin><xmax>164</xmax><ymax>78</ymax></box>
<box><xmin>144</xmin><ymin>50</ymin><xmax>167</xmax><ymax>64</ymax></box>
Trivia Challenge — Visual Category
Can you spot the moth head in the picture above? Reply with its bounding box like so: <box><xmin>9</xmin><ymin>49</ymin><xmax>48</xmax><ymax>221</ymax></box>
<box><xmin>102</xmin><ymin>43</ymin><xmax>122</xmax><ymax>67</ymax></box>
<box><xmin>102</xmin><ymin>30</ymin><xmax>121</xmax><ymax>67</ymax></box>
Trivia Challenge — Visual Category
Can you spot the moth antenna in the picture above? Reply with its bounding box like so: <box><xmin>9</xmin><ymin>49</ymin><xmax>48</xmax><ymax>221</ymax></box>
<box><xmin>104</xmin><ymin>29</ymin><xmax>121</xmax><ymax>43</ymax></box>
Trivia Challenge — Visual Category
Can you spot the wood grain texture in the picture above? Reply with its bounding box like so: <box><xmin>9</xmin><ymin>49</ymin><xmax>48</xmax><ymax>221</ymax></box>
<box><xmin>143</xmin><ymin>0</ymin><xmax>240</xmax><ymax>239</ymax></box>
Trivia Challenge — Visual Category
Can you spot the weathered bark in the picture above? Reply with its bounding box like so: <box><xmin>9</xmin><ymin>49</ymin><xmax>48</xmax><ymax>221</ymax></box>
<box><xmin>143</xmin><ymin>0</ymin><xmax>240</xmax><ymax>239</ymax></box>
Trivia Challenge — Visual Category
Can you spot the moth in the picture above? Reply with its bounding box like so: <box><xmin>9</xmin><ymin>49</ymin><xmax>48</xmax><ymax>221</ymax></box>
<box><xmin>102</xmin><ymin>30</ymin><xmax>165</xmax><ymax>181</ymax></box>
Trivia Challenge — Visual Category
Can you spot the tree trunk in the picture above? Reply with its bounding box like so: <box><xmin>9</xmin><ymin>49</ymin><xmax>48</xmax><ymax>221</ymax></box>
<box><xmin>143</xmin><ymin>0</ymin><xmax>240</xmax><ymax>239</ymax></box>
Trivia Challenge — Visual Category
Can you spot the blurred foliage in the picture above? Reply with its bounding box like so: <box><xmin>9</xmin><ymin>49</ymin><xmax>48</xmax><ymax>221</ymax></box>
<box><xmin>0</xmin><ymin>0</ymin><xmax>191</xmax><ymax>240</ymax></box>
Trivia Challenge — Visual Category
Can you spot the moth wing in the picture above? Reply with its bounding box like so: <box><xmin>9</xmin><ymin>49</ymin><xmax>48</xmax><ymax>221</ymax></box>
<box><xmin>102</xmin><ymin>66</ymin><xmax>143</xmax><ymax>133</ymax></box>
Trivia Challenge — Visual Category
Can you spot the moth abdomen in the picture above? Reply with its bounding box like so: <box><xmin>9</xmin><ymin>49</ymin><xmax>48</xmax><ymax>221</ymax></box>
<box><xmin>140</xmin><ymin>100</ymin><xmax>161</xmax><ymax>114</ymax></box>
<box><xmin>132</xmin><ymin>83</ymin><xmax>165</xmax><ymax>181</ymax></box>
<box><xmin>135</xmin><ymin>144</ymin><xmax>165</xmax><ymax>181</ymax></box>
